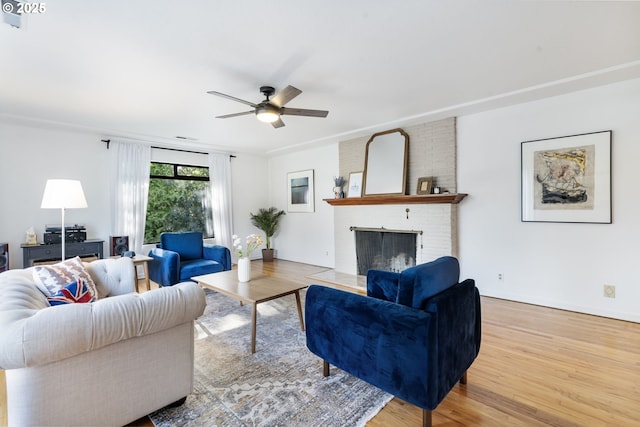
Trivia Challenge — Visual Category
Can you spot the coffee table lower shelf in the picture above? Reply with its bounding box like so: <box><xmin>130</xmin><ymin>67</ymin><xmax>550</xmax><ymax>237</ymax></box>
<box><xmin>192</xmin><ymin>270</ymin><xmax>307</xmax><ymax>353</ymax></box>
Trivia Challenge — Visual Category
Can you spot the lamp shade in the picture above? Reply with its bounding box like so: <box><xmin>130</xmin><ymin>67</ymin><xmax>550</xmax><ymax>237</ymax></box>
<box><xmin>41</xmin><ymin>179</ymin><xmax>88</xmax><ymax>209</ymax></box>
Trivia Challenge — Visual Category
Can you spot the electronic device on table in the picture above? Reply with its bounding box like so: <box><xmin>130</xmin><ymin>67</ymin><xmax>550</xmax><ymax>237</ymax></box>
<box><xmin>44</xmin><ymin>224</ymin><xmax>87</xmax><ymax>244</ymax></box>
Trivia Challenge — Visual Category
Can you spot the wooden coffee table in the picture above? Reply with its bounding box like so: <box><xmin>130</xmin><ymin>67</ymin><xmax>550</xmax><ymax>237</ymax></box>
<box><xmin>191</xmin><ymin>270</ymin><xmax>307</xmax><ymax>353</ymax></box>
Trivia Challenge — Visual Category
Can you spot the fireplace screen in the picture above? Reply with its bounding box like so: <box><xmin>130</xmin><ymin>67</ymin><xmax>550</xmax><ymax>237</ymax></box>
<box><xmin>354</xmin><ymin>228</ymin><xmax>418</xmax><ymax>275</ymax></box>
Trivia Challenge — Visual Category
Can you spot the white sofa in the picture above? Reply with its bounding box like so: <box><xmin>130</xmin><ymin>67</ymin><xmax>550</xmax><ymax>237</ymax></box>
<box><xmin>0</xmin><ymin>257</ymin><xmax>206</xmax><ymax>427</ymax></box>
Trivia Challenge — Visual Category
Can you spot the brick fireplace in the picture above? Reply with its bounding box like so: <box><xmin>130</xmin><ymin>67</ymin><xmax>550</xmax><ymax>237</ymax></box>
<box><xmin>333</xmin><ymin>117</ymin><xmax>459</xmax><ymax>276</ymax></box>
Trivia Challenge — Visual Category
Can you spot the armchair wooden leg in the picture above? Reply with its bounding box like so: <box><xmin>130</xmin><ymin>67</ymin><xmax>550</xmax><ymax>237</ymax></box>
<box><xmin>323</xmin><ymin>360</ymin><xmax>330</xmax><ymax>377</ymax></box>
<box><xmin>423</xmin><ymin>409</ymin><xmax>432</xmax><ymax>427</ymax></box>
<box><xmin>460</xmin><ymin>371</ymin><xmax>468</xmax><ymax>384</ymax></box>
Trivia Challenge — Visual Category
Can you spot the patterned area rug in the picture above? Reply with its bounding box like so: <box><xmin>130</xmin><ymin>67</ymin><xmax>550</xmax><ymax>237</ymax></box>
<box><xmin>149</xmin><ymin>288</ymin><xmax>392</xmax><ymax>427</ymax></box>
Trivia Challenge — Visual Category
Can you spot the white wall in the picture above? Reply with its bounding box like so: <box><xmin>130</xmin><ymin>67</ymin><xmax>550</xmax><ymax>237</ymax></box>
<box><xmin>0</xmin><ymin>123</ymin><xmax>110</xmax><ymax>268</ymax></box>
<box><xmin>230</xmin><ymin>152</ymin><xmax>270</xmax><ymax>260</ymax></box>
<box><xmin>267</xmin><ymin>143</ymin><xmax>337</xmax><ymax>267</ymax></box>
<box><xmin>0</xmin><ymin>120</ymin><xmax>269</xmax><ymax>266</ymax></box>
<box><xmin>457</xmin><ymin>77</ymin><xmax>640</xmax><ymax>322</ymax></box>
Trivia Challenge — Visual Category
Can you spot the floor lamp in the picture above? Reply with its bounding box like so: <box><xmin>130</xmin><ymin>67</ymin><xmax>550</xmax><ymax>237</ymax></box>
<box><xmin>41</xmin><ymin>179</ymin><xmax>88</xmax><ymax>261</ymax></box>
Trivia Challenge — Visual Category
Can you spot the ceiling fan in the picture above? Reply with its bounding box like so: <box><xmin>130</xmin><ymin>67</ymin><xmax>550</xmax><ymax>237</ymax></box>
<box><xmin>207</xmin><ymin>85</ymin><xmax>329</xmax><ymax>128</ymax></box>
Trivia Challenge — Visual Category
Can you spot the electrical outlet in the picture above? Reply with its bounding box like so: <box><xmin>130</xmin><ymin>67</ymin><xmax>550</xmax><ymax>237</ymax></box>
<box><xmin>498</xmin><ymin>273</ymin><xmax>504</xmax><ymax>281</ymax></box>
<box><xmin>603</xmin><ymin>284</ymin><xmax>616</xmax><ymax>298</ymax></box>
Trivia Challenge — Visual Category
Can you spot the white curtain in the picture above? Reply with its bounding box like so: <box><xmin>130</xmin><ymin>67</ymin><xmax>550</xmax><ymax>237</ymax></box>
<box><xmin>209</xmin><ymin>152</ymin><xmax>234</xmax><ymax>249</ymax></box>
<box><xmin>110</xmin><ymin>141</ymin><xmax>151</xmax><ymax>255</ymax></box>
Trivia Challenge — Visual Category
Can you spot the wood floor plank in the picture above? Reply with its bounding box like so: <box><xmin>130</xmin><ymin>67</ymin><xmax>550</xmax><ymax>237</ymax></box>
<box><xmin>2</xmin><ymin>259</ymin><xmax>639</xmax><ymax>426</ymax></box>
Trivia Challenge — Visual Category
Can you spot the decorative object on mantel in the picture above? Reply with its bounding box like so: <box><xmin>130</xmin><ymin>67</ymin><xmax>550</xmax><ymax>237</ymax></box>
<box><xmin>287</xmin><ymin>169</ymin><xmax>315</xmax><ymax>212</ymax></box>
<box><xmin>249</xmin><ymin>207</ymin><xmax>286</xmax><ymax>262</ymax></box>
<box><xmin>232</xmin><ymin>234</ymin><xmax>263</xmax><ymax>281</ymax></box>
<box><xmin>416</xmin><ymin>177</ymin><xmax>433</xmax><ymax>195</ymax></box>
<box><xmin>332</xmin><ymin>176</ymin><xmax>346</xmax><ymax>198</ymax></box>
<box><xmin>324</xmin><ymin>193</ymin><xmax>468</xmax><ymax>206</ymax></box>
<box><xmin>363</xmin><ymin>128</ymin><xmax>409</xmax><ymax>196</ymax></box>
<box><xmin>347</xmin><ymin>171</ymin><xmax>363</xmax><ymax>197</ymax></box>
<box><xmin>521</xmin><ymin>130</ymin><xmax>611</xmax><ymax>223</ymax></box>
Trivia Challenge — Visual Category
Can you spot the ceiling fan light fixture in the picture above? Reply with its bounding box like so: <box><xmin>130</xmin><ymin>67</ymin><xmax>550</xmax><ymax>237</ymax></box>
<box><xmin>256</xmin><ymin>105</ymin><xmax>280</xmax><ymax>123</ymax></box>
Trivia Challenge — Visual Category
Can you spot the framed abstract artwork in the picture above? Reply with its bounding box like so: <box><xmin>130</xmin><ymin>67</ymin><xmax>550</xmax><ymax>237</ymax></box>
<box><xmin>287</xmin><ymin>169</ymin><xmax>315</xmax><ymax>212</ymax></box>
<box><xmin>521</xmin><ymin>130</ymin><xmax>611</xmax><ymax>223</ymax></box>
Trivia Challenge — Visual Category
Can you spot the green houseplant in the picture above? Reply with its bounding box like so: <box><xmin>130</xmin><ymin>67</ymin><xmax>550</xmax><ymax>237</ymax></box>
<box><xmin>250</xmin><ymin>207</ymin><xmax>286</xmax><ymax>261</ymax></box>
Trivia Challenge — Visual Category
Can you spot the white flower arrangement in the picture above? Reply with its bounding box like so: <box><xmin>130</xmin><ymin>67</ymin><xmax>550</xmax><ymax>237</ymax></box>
<box><xmin>232</xmin><ymin>234</ymin><xmax>264</xmax><ymax>258</ymax></box>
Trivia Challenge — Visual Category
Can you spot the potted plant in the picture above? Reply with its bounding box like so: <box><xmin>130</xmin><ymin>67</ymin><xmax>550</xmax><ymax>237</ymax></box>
<box><xmin>250</xmin><ymin>207</ymin><xmax>286</xmax><ymax>262</ymax></box>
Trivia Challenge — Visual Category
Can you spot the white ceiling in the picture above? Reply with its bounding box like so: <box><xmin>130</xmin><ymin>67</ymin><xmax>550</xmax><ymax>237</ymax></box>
<box><xmin>1</xmin><ymin>1</ymin><xmax>640</xmax><ymax>155</ymax></box>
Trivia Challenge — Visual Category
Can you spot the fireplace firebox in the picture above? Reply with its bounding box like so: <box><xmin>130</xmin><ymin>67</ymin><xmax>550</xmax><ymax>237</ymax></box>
<box><xmin>351</xmin><ymin>227</ymin><xmax>421</xmax><ymax>275</ymax></box>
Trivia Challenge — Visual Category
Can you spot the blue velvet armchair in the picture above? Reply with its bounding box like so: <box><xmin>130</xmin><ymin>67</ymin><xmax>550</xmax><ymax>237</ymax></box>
<box><xmin>148</xmin><ymin>231</ymin><xmax>231</xmax><ymax>287</ymax></box>
<box><xmin>305</xmin><ymin>256</ymin><xmax>481</xmax><ymax>427</ymax></box>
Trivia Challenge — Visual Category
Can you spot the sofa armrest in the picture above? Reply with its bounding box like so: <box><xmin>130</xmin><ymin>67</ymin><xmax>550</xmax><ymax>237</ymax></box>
<box><xmin>305</xmin><ymin>284</ymin><xmax>439</xmax><ymax>409</ymax></box>
<box><xmin>425</xmin><ymin>279</ymin><xmax>481</xmax><ymax>402</ymax></box>
<box><xmin>366</xmin><ymin>269</ymin><xmax>400</xmax><ymax>302</ymax></box>
<box><xmin>148</xmin><ymin>248</ymin><xmax>180</xmax><ymax>287</ymax></box>
<box><xmin>203</xmin><ymin>244</ymin><xmax>231</xmax><ymax>271</ymax></box>
<box><xmin>0</xmin><ymin>282</ymin><xmax>205</xmax><ymax>370</ymax></box>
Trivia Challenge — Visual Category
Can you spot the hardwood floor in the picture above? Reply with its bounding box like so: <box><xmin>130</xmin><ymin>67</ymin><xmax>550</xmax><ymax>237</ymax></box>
<box><xmin>2</xmin><ymin>259</ymin><xmax>639</xmax><ymax>426</ymax></box>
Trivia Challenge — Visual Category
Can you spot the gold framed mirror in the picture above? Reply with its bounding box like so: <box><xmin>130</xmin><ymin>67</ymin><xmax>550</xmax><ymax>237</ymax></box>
<box><xmin>362</xmin><ymin>128</ymin><xmax>409</xmax><ymax>196</ymax></box>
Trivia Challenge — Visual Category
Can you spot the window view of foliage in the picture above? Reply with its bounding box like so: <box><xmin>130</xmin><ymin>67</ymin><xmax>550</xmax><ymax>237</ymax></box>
<box><xmin>144</xmin><ymin>162</ymin><xmax>214</xmax><ymax>244</ymax></box>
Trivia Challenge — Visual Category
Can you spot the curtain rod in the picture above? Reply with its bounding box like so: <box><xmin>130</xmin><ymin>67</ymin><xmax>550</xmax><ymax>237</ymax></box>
<box><xmin>151</xmin><ymin>145</ymin><xmax>237</xmax><ymax>158</ymax></box>
<box><xmin>350</xmin><ymin>226</ymin><xmax>423</xmax><ymax>235</ymax></box>
<box><xmin>100</xmin><ymin>139</ymin><xmax>235</xmax><ymax>158</ymax></box>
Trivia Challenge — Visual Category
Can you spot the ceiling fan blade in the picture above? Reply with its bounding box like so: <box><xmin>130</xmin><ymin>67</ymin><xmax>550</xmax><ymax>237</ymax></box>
<box><xmin>270</xmin><ymin>85</ymin><xmax>302</xmax><ymax>107</ymax></box>
<box><xmin>207</xmin><ymin>91</ymin><xmax>258</xmax><ymax>108</ymax></box>
<box><xmin>271</xmin><ymin>117</ymin><xmax>285</xmax><ymax>128</ymax></box>
<box><xmin>281</xmin><ymin>107</ymin><xmax>329</xmax><ymax>118</ymax></box>
<box><xmin>216</xmin><ymin>110</ymin><xmax>255</xmax><ymax>119</ymax></box>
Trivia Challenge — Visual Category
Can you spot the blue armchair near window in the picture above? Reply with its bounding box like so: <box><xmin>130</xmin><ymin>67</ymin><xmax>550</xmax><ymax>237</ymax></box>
<box><xmin>148</xmin><ymin>231</ymin><xmax>231</xmax><ymax>287</ymax></box>
<box><xmin>305</xmin><ymin>256</ymin><xmax>481</xmax><ymax>427</ymax></box>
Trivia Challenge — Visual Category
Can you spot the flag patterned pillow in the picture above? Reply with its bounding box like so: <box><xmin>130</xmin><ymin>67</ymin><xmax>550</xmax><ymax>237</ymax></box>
<box><xmin>33</xmin><ymin>256</ymin><xmax>98</xmax><ymax>300</ymax></box>
<box><xmin>47</xmin><ymin>279</ymin><xmax>95</xmax><ymax>306</ymax></box>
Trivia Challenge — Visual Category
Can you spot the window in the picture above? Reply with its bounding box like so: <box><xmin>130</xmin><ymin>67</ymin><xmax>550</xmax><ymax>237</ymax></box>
<box><xmin>144</xmin><ymin>162</ymin><xmax>214</xmax><ymax>244</ymax></box>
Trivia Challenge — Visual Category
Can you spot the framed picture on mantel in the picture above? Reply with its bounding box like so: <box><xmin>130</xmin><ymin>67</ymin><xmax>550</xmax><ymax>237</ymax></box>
<box><xmin>521</xmin><ymin>130</ymin><xmax>611</xmax><ymax>223</ymax></box>
<box><xmin>416</xmin><ymin>177</ymin><xmax>433</xmax><ymax>195</ymax></box>
<box><xmin>347</xmin><ymin>172</ymin><xmax>363</xmax><ymax>197</ymax></box>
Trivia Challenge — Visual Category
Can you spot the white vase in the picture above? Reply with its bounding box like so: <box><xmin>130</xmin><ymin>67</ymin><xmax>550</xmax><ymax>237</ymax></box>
<box><xmin>237</xmin><ymin>257</ymin><xmax>251</xmax><ymax>282</ymax></box>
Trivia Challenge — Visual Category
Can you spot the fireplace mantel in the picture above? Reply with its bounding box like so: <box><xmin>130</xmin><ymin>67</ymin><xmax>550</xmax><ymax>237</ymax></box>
<box><xmin>324</xmin><ymin>193</ymin><xmax>467</xmax><ymax>206</ymax></box>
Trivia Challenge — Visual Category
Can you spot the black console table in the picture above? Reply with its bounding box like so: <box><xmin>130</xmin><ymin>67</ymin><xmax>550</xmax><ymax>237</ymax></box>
<box><xmin>21</xmin><ymin>240</ymin><xmax>104</xmax><ymax>267</ymax></box>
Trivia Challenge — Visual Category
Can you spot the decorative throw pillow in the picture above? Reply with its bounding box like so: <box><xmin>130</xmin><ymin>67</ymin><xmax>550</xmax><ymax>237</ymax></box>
<box><xmin>33</xmin><ymin>256</ymin><xmax>98</xmax><ymax>300</ymax></box>
<box><xmin>47</xmin><ymin>279</ymin><xmax>95</xmax><ymax>306</ymax></box>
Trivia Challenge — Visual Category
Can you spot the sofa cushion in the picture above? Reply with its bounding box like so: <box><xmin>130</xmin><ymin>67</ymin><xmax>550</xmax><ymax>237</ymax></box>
<box><xmin>85</xmin><ymin>257</ymin><xmax>137</xmax><ymax>298</ymax></box>
<box><xmin>179</xmin><ymin>259</ymin><xmax>224</xmax><ymax>281</ymax></box>
<box><xmin>396</xmin><ymin>256</ymin><xmax>460</xmax><ymax>309</ymax></box>
<box><xmin>33</xmin><ymin>256</ymin><xmax>98</xmax><ymax>300</ymax></box>
<box><xmin>161</xmin><ymin>232</ymin><xmax>203</xmax><ymax>260</ymax></box>
<box><xmin>47</xmin><ymin>279</ymin><xmax>95</xmax><ymax>306</ymax></box>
